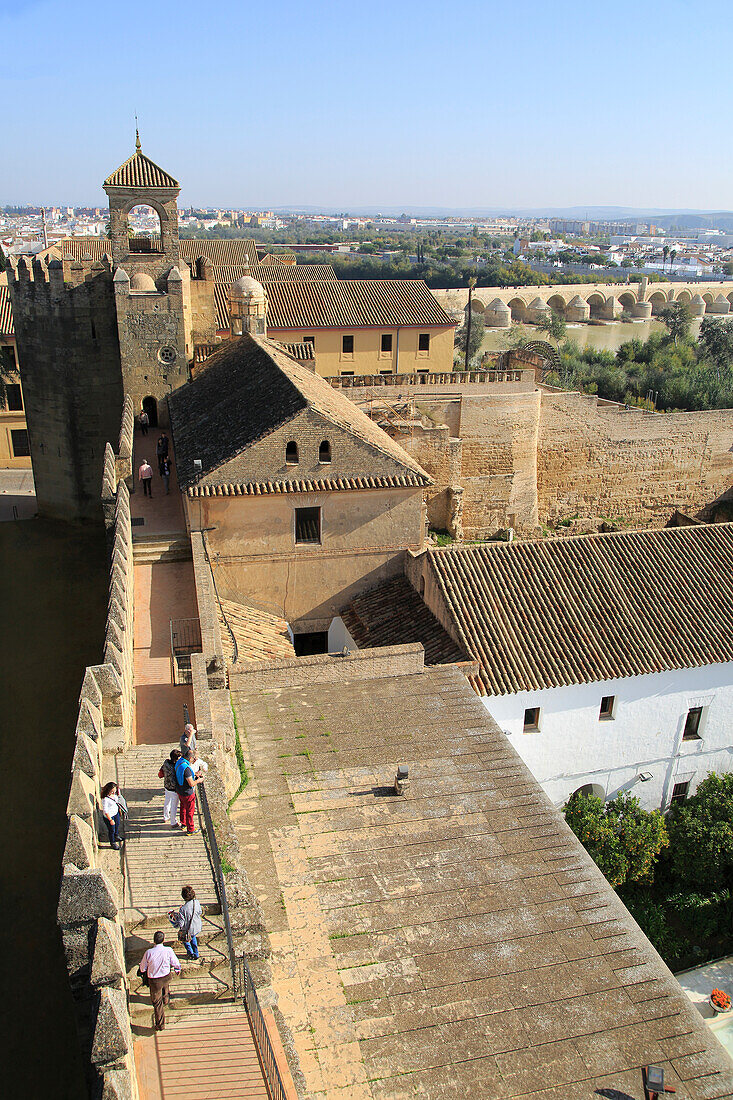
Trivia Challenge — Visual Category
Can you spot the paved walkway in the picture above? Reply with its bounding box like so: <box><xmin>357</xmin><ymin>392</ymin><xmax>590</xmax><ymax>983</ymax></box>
<box><xmin>131</xmin><ymin>424</ymin><xmax>186</xmax><ymax>537</ymax></box>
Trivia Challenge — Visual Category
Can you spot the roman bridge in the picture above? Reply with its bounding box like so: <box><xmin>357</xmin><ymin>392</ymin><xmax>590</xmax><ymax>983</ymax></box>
<box><xmin>433</xmin><ymin>278</ymin><xmax>733</xmax><ymax>327</ymax></box>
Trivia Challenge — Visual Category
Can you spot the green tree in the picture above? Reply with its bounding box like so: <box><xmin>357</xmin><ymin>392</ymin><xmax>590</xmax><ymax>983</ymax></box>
<box><xmin>564</xmin><ymin>790</ymin><xmax>668</xmax><ymax>888</ymax></box>
<box><xmin>536</xmin><ymin>308</ymin><xmax>567</xmax><ymax>346</ymax></box>
<box><xmin>668</xmin><ymin>773</ymin><xmax>733</xmax><ymax>892</ymax></box>
<box><xmin>662</xmin><ymin>245</ymin><xmax>669</xmax><ymax>271</ymax></box>
<box><xmin>699</xmin><ymin>317</ymin><xmax>733</xmax><ymax>380</ymax></box>
<box><xmin>658</xmin><ymin>300</ymin><xmax>692</xmax><ymax>345</ymax></box>
<box><xmin>455</xmin><ymin>307</ymin><xmax>485</xmax><ymax>364</ymax></box>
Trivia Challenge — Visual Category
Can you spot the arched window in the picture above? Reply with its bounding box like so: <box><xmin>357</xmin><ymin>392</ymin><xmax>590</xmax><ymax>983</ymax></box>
<box><xmin>286</xmin><ymin>441</ymin><xmax>299</xmax><ymax>465</ymax></box>
<box><xmin>126</xmin><ymin>204</ymin><xmax>163</xmax><ymax>253</ymax></box>
<box><xmin>319</xmin><ymin>440</ymin><xmax>331</xmax><ymax>463</ymax></box>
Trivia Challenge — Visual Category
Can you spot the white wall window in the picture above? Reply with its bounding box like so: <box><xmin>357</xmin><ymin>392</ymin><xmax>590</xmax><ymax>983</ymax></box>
<box><xmin>599</xmin><ymin>695</ymin><xmax>616</xmax><ymax>720</ymax></box>
<box><xmin>670</xmin><ymin>780</ymin><xmax>690</xmax><ymax>806</ymax></box>
<box><xmin>523</xmin><ymin>706</ymin><xmax>541</xmax><ymax>732</ymax></box>
<box><xmin>683</xmin><ymin>706</ymin><xmax>703</xmax><ymax>740</ymax></box>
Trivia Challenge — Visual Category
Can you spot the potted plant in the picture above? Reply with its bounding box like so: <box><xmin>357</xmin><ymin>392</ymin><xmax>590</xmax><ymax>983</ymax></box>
<box><xmin>710</xmin><ymin>988</ymin><xmax>731</xmax><ymax>1014</ymax></box>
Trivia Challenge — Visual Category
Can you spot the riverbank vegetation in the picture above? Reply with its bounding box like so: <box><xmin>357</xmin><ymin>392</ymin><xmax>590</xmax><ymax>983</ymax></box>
<box><xmin>564</xmin><ymin>775</ymin><xmax>733</xmax><ymax>971</ymax></box>
<box><xmin>541</xmin><ymin>313</ymin><xmax>733</xmax><ymax>411</ymax></box>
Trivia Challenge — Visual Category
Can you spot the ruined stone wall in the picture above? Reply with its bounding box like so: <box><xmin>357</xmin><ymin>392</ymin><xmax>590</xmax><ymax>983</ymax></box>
<box><xmin>538</xmin><ymin>390</ymin><xmax>733</xmax><ymax>525</ymax></box>
<box><xmin>58</xmin><ymin>427</ymin><xmax>136</xmax><ymax>1099</ymax></box>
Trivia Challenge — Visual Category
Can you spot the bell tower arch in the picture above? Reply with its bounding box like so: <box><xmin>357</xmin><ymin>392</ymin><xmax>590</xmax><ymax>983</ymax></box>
<box><xmin>103</xmin><ymin>134</ymin><xmax>192</xmax><ymax>417</ymax></box>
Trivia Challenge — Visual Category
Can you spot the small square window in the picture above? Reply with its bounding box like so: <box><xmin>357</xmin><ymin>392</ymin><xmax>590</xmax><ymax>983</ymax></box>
<box><xmin>379</xmin><ymin>369</ymin><xmax>393</xmax><ymax>376</ymax></box>
<box><xmin>381</xmin><ymin>334</ymin><xmax>393</xmax><ymax>354</ymax></box>
<box><xmin>683</xmin><ymin>707</ymin><xmax>703</xmax><ymax>740</ymax></box>
<box><xmin>303</xmin><ymin>335</ymin><xmax>315</xmax><ymax>347</ymax></box>
<box><xmin>342</xmin><ymin>334</ymin><xmax>354</xmax><ymax>355</ymax></box>
<box><xmin>670</xmin><ymin>781</ymin><xmax>690</xmax><ymax>806</ymax></box>
<box><xmin>340</xmin><ymin>370</ymin><xmax>354</xmax><ymax>377</ymax></box>
<box><xmin>10</xmin><ymin>428</ymin><xmax>29</xmax><ymax>457</ymax></box>
<box><xmin>599</xmin><ymin>695</ymin><xmax>616</xmax><ymax>720</ymax></box>
<box><xmin>418</xmin><ymin>333</ymin><xmax>430</xmax><ymax>353</ymax></box>
<box><xmin>5</xmin><ymin>383</ymin><xmax>23</xmax><ymax>412</ymax></box>
<box><xmin>523</xmin><ymin>706</ymin><xmax>541</xmax><ymax>732</ymax></box>
<box><xmin>295</xmin><ymin>506</ymin><xmax>321</xmax><ymax>545</ymax></box>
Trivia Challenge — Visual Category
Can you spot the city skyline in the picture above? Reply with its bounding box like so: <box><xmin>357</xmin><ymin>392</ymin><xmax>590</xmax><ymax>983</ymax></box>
<box><xmin>2</xmin><ymin>1</ymin><xmax>732</xmax><ymax>209</ymax></box>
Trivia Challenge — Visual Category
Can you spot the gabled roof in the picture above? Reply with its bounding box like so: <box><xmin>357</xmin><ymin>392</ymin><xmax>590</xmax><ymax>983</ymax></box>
<box><xmin>340</xmin><ymin>576</ymin><xmax>467</xmax><ymax>665</ymax></box>
<box><xmin>168</xmin><ymin>334</ymin><xmax>432</xmax><ymax>491</ymax></box>
<box><xmin>104</xmin><ymin>141</ymin><xmax>179</xmax><ymax>190</ymax></box>
<box><xmin>263</xmin><ymin>279</ymin><xmax>455</xmax><ymax>331</ymax></box>
<box><xmin>427</xmin><ymin>524</ymin><xmax>733</xmax><ymax>696</ymax></box>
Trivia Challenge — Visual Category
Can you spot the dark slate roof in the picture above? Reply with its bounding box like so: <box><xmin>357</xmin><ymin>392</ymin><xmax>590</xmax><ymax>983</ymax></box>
<box><xmin>340</xmin><ymin>576</ymin><xmax>467</xmax><ymax>665</ymax></box>
<box><xmin>168</xmin><ymin>335</ymin><xmax>431</xmax><ymax>491</ymax></box>
<box><xmin>427</xmin><ymin>524</ymin><xmax>733</xmax><ymax>696</ymax></box>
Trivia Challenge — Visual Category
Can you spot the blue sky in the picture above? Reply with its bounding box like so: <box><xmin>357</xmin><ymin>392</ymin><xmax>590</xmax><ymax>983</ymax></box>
<box><xmin>1</xmin><ymin>0</ymin><xmax>731</xmax><ymax>211</ymax></box>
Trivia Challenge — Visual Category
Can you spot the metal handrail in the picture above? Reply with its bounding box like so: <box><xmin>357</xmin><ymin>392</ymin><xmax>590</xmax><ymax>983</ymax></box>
<box><xmin>197</xmin><ymin>781</ymin><xmax>237</xmax><ymax>996</ymax></box>
<box><xmin>240</xmin><ymin>955</ymin><xmax>288</xmax><ymax>1100</ymax></box>
<box><xmin>198</xmin><ymin>781</ymin><xmax>287</xmax><ymax>1100</ymax></box>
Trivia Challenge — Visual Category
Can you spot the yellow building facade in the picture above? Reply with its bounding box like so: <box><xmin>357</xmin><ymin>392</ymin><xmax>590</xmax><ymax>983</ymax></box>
<box><xmin>266</xmin><ymin>323</ymin><xmax>455</xmax><ymax>377</ymax></box>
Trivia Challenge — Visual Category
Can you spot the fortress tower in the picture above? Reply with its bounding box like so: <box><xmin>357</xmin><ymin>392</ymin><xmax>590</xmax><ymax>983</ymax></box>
<box><xmin>8</xmin><ymin>138</ymin><xmax>195</xmax><ymax>522</ymax></box>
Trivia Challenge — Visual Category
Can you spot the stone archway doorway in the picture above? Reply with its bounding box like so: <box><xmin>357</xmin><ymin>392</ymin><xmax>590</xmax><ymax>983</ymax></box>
<box><xmin>142</xmin><ymin>395</ymin><xmax>158</xmax><ymax>428</ymax></box>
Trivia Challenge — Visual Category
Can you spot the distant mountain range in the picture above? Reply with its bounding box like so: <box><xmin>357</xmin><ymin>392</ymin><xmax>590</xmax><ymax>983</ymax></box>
<box><xmin>271</xmin><ymin>204</ymin><xmax>733</xmax><ymax>230</ymax></box>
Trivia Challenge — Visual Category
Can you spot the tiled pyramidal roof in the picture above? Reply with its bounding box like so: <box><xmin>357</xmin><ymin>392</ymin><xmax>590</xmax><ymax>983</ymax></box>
<box><xmin>428</xmin><ymin>524</ymin><xmax>733</xmax><ymax>696</ymax></box>
<box><xmin>104</xmin><ymin>142</ymin><xmax>179</xmax><ymax>189</ymax></box>
<box><xmin>341</xmin><ymin>576</ymin><xmax>467</xmax><ymax>665</ymax></box>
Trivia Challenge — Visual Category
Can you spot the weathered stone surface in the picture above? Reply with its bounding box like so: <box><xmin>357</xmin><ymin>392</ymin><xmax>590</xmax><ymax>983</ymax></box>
<box><xmin>80</xmin><ymin>668</ymin><xmax>103</xmax><ymax>711</ymax></box>
<box><xmin>72</xmin><ymin>731</ymin><xmax>100</xmax><ymax>780</ymax></box>
<box><xmin>91</xmin><ymin>916</ymin><xmax>126</xmax><ymax>988</ymax></box>
<box><xmin>66</xmin><ymin>767</ymin><xmax>98</xmax><ymax>822</ymax></box>
<box><xmin>91</xmin><ymin>985</ymin><xmax>131</xmax><ymax>1067</ymax></box>
<box><xmin>63</xmin><ymin>814</ymin><xmax>96</xmax><ymax>871</ymax></box>
<box><xmin>100</xmin><ymin>1063</ymin><xmax>135</xmax><ymax>1100</ymax></box>
<box><xmin>58</xmin><ymin>865</ymin><xmax>119</xmax><ymax>925</ymax></box>
<box><xmin>77</xmin><ymin>697</ymin><xmax>103</xmax><ymax>742</ymax></box>
<box><xmin>61</xmin><ymin>923</ymin><xmax>94</xmax><ymax>982</ymax></box>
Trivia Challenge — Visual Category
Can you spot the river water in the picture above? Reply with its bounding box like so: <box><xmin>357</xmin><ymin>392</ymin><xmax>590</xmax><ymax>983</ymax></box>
<box><xmin>1</xmin><ymin>517</ymin><xmax>107</xmax><ymax>1097</ymax></box>
<box><xmin>482</xmin><ymin>318</ymin><xmax>709</xmax><ymax>356</ymax></box>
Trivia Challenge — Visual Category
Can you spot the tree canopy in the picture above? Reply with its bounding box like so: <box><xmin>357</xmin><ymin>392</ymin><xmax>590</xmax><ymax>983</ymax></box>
<box><xmin>668</xmin><ymin>773</ymin><xmax>733</xmax><ymax>892</ymax></box>
<box><xmin>564</xmin><ymin>790</ymin><xmax>668</xmax><ymax>888</ymax></box>
<box><xmin>658</xmin><ymin>301</ymin><xmax>692</xmax><ymax>344</ymax></box>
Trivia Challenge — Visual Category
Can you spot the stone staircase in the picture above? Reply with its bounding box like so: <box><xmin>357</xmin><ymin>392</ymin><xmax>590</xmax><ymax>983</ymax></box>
<box><xmin>132</xmin><ymin>535</ymin><xmax>192</xmax><ymax>565</ymax></box>
<box><xmin>115</xmin><ymin>744</ymin><xmax>235</xmax><ymax>1028</ymax></box>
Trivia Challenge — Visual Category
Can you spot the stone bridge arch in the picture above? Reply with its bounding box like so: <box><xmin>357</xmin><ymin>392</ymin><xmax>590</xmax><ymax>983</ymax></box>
<box><xmin>508</xmin><ymin>296</ymin><xmax>528</xmax><ymax>322</ymax></box>
<box><xmin>547</xmin><ymin>293</ymin><xmax>568</xmax><ymax>317</ymax></box>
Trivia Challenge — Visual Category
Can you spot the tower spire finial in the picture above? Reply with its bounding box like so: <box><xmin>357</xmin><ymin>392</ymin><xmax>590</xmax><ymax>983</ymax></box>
<box><xmin>135</xmin><ymin>114</ymin><xmax>141</xmax><ymax>152</ymax></box>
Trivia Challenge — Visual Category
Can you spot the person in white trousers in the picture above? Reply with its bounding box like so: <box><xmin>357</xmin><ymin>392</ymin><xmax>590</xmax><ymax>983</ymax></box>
<box><xmin>158</xmin><ymin>748</ymin><xmax>181</xmax><ymax>828</ymax></box>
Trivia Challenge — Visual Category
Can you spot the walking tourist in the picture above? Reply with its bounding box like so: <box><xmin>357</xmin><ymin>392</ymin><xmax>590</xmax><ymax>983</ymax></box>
<box><xmin>158</xmin><ymin>748</ymin><xmax>181</xmax><ymax>828</ymax></box>
<box><xmin>175</xmin><ymin>748</ymin><xmax>204</xmax><ymax>835</ymax></box>
<box><xmin>162</xmin><ymin>456</ymin><xmax>172</xmax><ymax>494</ymax></box>
<box><xmin>180</xmin><ymin>722</ymin><xmax>197</xmax><ymax>754</ymax></box>
<box><xmin>139</xmin><ymin>459</ymin><xmax>153</xmax><ymax>497</ymax></box>
<box><xmin>139</xmin><ymin>931</ymin><xmax>181</xmax><ymax>1031</ymax></box>
<box><xmin>139</xmin><ymin>409</ymin><xmax>149</xmax><ymax>436</ymax></box>
<box><xmin>101</xmin><ymin>781</ymin><xmax>124</xmax><ymax>850</ymax></box>
<box><xmin>169</xmin><ymin>886</ymin><xmax>203</xmax><ymax>960</ymax></box>
<box><xmin>156</xmin><ymin>433</ymin><xmax>169</xmax><ymax>475</ymax></box>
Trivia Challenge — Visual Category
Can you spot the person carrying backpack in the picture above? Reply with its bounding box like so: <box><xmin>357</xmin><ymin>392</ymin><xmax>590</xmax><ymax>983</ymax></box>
<box><xmin>158</xmin><ymin>748</ymin><xmax>181</xmax><ymax>828</ymax></box>
<box><xmin>175</xmin><ymin>748</ymin><xmax>204</xmax><ymax>835</ymax></box>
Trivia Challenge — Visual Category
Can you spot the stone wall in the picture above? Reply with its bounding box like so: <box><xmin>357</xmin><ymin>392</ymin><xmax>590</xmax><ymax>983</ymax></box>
<box><xmin>229</xmin><ymin>643</ymin><xmax>425</xmax><ymax>692</ymax></box>
<box><xmin>7</xmin><ymin>255</ymin><xmax>124</xmax><ymax>522</ymax></box>
<box><xmin>57</xmin><ymin>424</ymin><xmax>136</xmax><ymax>1099</ymax></box>
<box><xmin>538</xmin><ymin>390</ymin><xmax>733</xmax><ymax>526</ymax></box>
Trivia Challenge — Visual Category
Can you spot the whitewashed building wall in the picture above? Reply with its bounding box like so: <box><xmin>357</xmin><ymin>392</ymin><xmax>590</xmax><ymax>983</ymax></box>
<box><xmin>483</xmin><ymin>661</ymin><xmax>733</xmax><ymax>810</ymax></box>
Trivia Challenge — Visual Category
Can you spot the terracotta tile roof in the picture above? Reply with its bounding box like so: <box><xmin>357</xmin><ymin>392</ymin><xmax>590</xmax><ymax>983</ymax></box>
<box><xmin>217</xmin><ymin>597</ymin><xmax>295</xmax><ymax>663</ymax></box>
<box><xmin>210</xmin><ymin>264</ymin><xmax>337</xmax><ymax>329</ymax></box>
<box><xmin>427</xmin><ymin>525</ymin><xmax>733</xmax><ymax>696</ymax></box>
<box><xmin>0</xmin><ymin>283</ymin><xmax>13</xmax><ymax>336</ymax></box>
<box><xmin>168</xmin><ymin>334</ymin><xmax>432</xmax><ymax>490</ymax></box>
<box><xmin>341</xmin><ymin>576</ymin><xmax>467</xmax><ymax>665</ymax></box>
<box><xmin>264</xmin><ymin>279</ymin><xmax>455</xmax><ymax>331</ymax></box>
<box><xmin>180</xmin><ymin>239</ymin><xmax>259</xmax><ymax>266</ymax></box>
<box><xmin>104</xmin><ymin>149</ymin><xmax>179</xmax><ymax>190</ymax></box>
<box><xmin>277</xmin><ymin>342</ymin><xmax>315</xmax><ymax>361</ymax></box>
<box><xmin>186</xmin><ymin>473</ymin><xmax>428</xmax><ymax>496</ymax></box>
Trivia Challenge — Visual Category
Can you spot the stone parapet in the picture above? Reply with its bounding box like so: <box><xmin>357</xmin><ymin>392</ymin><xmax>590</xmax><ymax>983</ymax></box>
<box><xmin>229</xmin><ymin>643</ymin><xmax>425</xmax><ymax>692</ymax></box>
<box><xmin>56</xmin><ymin>402</ymin><xmax>138</xmax><ymax>1100</ymax></box>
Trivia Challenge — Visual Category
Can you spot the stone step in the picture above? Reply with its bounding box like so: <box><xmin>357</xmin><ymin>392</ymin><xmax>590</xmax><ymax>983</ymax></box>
<box><xmin>129</xmin><ymin>975</ymin><xmax>234</xmax><ymax>1017</ymax></box>
<box><xmin>164</xmin><ymin>1003</ymin><xmax>249</xmax><ymax>1029</ymax></box>
<box><xmin>132</xmin><ymin>536</ymin><xmax>192</xmax><ymax>564</ymax></box>
<box><xmin>124</xmin><ymin>902</ymin><xmax>222</xmax><ymax>930</ymax></box>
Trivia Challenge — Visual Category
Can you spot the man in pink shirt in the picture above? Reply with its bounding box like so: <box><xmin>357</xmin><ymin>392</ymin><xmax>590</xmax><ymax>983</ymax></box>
<box><xmin>139</xmin><ymin>930</ymin><xmax>181</xmax><ymax>1030</ymax></box>
<box><xmin>139</xmin><ymin>459</ymin><xmax>154</xmax><ymax>498</ymax></box>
